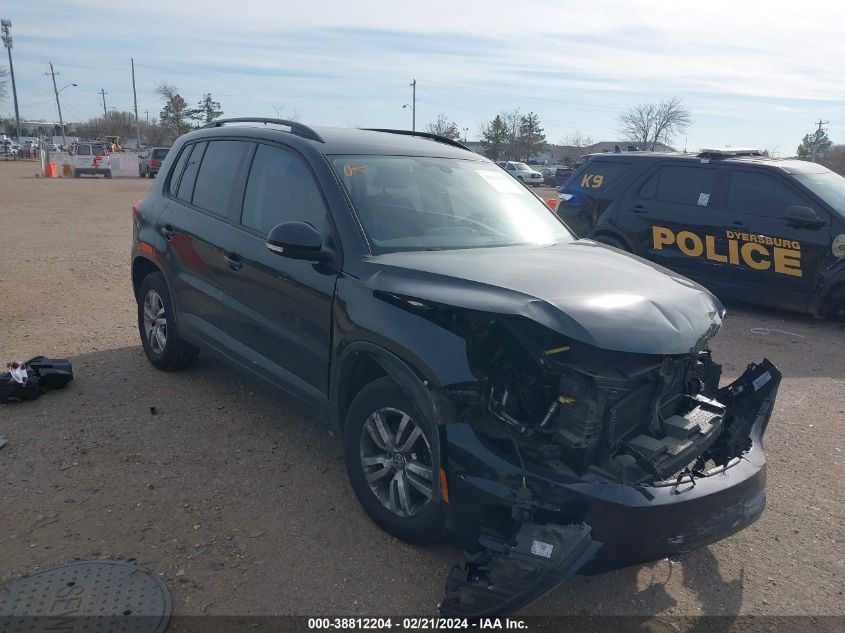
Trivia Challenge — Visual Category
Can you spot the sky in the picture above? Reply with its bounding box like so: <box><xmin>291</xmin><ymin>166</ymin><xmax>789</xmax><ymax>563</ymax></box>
<box><xmin>1</xmin><ymin>0</ymin><xmax>843</xmax><ymax>155</ymax></box>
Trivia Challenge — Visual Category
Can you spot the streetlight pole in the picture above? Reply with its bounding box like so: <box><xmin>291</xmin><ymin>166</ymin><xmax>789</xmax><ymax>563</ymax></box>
<box><xmin>1</xmin><ymin>19</ymin><xmax>21</xmax><ymax>141</ymax></box>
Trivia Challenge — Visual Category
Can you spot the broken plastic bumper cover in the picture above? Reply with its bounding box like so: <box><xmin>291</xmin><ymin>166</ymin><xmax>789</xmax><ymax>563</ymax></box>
<box><xmin>439</xmin><ymin>359</ymin><xmax>780</xmax><ymax>614</ymax></box>
<box><xmin>0</xmin><ymin>356</ymin><xmax>73</xmax><ymax>403</ymax></box>
<box><xmin>440</xmin><ymin>523</ymin><xmax>600</xmax><ymax>617</ymax></box>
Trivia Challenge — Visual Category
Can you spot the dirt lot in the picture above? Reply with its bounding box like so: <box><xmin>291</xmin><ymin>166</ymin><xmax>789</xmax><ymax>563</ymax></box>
<box><xmin>0</xmin><ymin>160</ymin><xmax>843</xmax><ymax>621</ymax></box>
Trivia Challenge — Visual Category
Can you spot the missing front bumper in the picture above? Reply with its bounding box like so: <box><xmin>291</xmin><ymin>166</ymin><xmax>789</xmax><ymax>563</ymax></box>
<box><xmin>438</xmin><ymin>359</ymin><xmax>781</xmax><ymax>614</ymax></box>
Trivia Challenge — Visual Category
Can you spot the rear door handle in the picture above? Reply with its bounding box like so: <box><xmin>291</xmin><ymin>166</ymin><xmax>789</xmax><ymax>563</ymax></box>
<box><xmin>631</xmin><ymin>205</ymin><xmax>647</xmax><ymax>214</ymax></box>
<box><xmin>732</xmin><ymin>220</ymin><xmax>744</xmax><ymax>227</ymax></box>
<box><xmin>161</xmin><ymin>224</ymin><xmax>174</xmax><ymax>240</ymax></box>
<box><xmin>224</xmin><ymin>253</ymin><xmax>242</xmax><ymax>271</ymax></box>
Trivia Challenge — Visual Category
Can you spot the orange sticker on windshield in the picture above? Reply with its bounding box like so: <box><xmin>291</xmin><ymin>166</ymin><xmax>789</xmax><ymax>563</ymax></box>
<box><xmin>344</xmin><ymin>164</ymin><xmax>367</xmax><ymax>177</ymax></box>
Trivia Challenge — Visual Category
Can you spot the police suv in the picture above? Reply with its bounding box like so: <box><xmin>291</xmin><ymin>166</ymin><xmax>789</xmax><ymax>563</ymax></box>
<box><xmin>556</xmin><ymin>149</ymin><xmax>845</xmax><ymax>317</ymax></box>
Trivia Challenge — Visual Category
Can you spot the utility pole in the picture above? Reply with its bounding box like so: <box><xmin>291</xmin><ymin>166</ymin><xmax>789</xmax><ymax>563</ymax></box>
<box><xmin>410</xmin><ymin>79</ymin><xmax>416</xmax><ymax>131</ymax></box>
<box><xmin>46</xmin><ymin>63</ymin><xmax>67</xmax><ymax>147</ymax></box>
<box><xmin>1</xmin><ymin>19</ymin><xmax>21</xmax><ymax>140</ymax></box>
<box><xmin>99</xmin><ymin>89</ymin><xmax>108</xmax><ymax>116</ymax></box>
<box><xmin>144</xmin><ymin>109</ymin><xmax>150</xmax><ymax>124</ymax></box>
<box><xmin>131</xmin><ymin>58</ymin><xmax>141</xmax><ymax>149</ymax></box>
<box><xmin>811</xmin><ymin>118</ymin><xmax>829</xmax><ymax>163</ymax></box>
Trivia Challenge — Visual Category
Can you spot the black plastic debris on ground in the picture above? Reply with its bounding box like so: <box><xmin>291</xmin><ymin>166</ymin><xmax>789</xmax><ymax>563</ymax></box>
<box><xmin>0</xmin><ymin>437</ymin><xmax>6</xmax><ymax>450</ymax></box>
<box><xmin>0</xmin><ymin>560</ymin><xmax>171</xmax><ymax>633</ymax></box>
<box><xmin>0</xmin><ymin>357</ymin><xmax>73</xmax><ymax>404</ymax></box>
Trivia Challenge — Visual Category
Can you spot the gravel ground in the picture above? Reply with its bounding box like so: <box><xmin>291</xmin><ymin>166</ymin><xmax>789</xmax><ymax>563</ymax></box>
<box><xmin>0</xmin><ymin>160</ymin><xmax>842</xmax><ymax>620</ymax></box>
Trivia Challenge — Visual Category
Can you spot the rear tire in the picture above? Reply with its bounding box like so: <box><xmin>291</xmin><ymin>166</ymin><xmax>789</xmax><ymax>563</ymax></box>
<box><xmin>137</xmin><ymin>272</ymin><xmax>199</xmax><ymax>371</ymax></box>
<box><xmin>344</xmin><ymin>376</ymin><xmax>446</xmax><ymax>545</ymax></box>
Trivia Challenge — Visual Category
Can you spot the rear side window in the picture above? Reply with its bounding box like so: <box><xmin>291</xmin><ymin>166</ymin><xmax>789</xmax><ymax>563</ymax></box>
<box><xmin>569</xmin><ymin>161</ymin><xmax>632</xmax><ymax>191</ymax></box>
<box><xmin>167</xmin><ymin>145</ymin><xmax>193</xmax><ymax>196</ymax></box>
<box><xmin>176</xmin><ymin>142</ymin><xmax>206</xmax><ymax>203</ymax></box>
<box><xmin>241</xmin><ymin>143</ymin><xmax>327</xmax><ymax>235</ymax></box>
<box><xmin>76</xmin><ymin>145</ymin><xmax>91</xmax><ymax>156</ymax></box>
<box><xmin>727</xmin><ymin>170</ymin><xmax>807</xmax><ymax>217</ymax></box>
<box><xmin>192</xmin><ymin>141</ymin><xmax>252</xmax><ymax>216</ymax></box>
<box><xmin>642</xmin><ymin>165</ymin><xmax>717</xmax><ymax>206</ymax></box>
<box><xmin>152</xmin><ymin>148</ymin><xmax>169</xmax><ymax>159</ymax></box>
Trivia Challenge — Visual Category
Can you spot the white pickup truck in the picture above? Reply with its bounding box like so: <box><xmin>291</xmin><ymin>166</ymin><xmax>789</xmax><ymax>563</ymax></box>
<box><xmin>499</xmin><ymin>161</ymin><xmax>544</xmax><ymax>186</ymax></box>
<box><xmin>72</xmin><ymin>142</ymin><xmax>111</xmax><ymax>178</ymax></box>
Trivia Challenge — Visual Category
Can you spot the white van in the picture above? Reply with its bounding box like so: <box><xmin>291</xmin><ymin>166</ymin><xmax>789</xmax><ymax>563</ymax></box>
<box><xmin>72</xmin><ymin>143</ymin><xmax>112</xmax><ymax>178</ymax></box>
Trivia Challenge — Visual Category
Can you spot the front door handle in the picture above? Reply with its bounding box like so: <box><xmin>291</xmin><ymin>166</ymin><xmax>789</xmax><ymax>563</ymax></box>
<box><xmin>224</xmin><ymin>253</ymin><xmax>243</xmax><ymax>271</ymax></box>
<box><xmin>161</xmin><ymin>224</ymin><xmax>174</xmax><ymax>240</ymax></box>
<box><xmin>732</xmin><ymin>220</ymin><xmax>744</xmax><ymax>227</ymax></box>
<box><xmin>631</xmin><ymin>205</ymin><xmax>647</xmax><ymax>214</ymax></box>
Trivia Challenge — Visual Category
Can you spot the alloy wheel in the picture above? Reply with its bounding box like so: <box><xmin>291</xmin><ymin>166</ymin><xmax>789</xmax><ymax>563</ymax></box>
<box><xmin>142</xmin><ymin>290</ymin><xmax>168</xmax><ymax>354</ymax></box>
<box><xmin>359</xmin><ymin>407</ymin><xmax>436</xmax><ymax>517</ymax></box>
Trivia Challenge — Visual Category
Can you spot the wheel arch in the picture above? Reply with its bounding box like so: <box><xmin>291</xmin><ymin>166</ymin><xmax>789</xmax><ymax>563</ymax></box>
<box><xmin>591</xmin><ymin>228</ymin><xmax>636</xmax><ymax>252</ymax></box>
<box><xmin>331</xmin><ymin>342</ymin><xmax>450</xmax><ymax>431</ymax></box>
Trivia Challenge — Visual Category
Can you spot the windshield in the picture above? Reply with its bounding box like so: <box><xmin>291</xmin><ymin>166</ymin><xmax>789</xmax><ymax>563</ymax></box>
<box><xmin>513</xmin><ymin>162</ymin><xmax>531</xmax><ymax>171</ymax></box>
<box><xmin>794</xmin><ymin>171</ymin><xmax>845</xmax><ymax>217</ymax></box>
<box><xmin>331</xmin><ymin>156</ymin><xmax>573</xmax><ymax>252</ymax></box>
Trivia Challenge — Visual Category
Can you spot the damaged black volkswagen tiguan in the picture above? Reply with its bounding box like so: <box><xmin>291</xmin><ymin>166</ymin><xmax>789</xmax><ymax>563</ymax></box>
<box><xmin>131</xmin><ymin>119</ymin><xmax>781</xmax><ymax>616</ymax></box>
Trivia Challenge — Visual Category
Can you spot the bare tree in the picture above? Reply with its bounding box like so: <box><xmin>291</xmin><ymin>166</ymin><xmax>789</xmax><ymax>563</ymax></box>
<box><xmin>271</xmin><ymin>103</ymin><xmax>300</xmax><ymax>122</ymax></box>
<box><xmin>155</xmin><ymin>83</ymin><xmax>191</xmax><ymax>137</ymax></box>
<box><xmin>425</xmin><ymin>113</ymin><xmax>461</xmax><ymax>140</ymax></box>
<box><xmin>563</xmin><ymin>131</ymin><xmax>594</xmax><ymax>148</ymax></box>
<box><xmin>618</xmin><ymin>97</ymin><xmax>691</xmax><ymax>150</ymax></box>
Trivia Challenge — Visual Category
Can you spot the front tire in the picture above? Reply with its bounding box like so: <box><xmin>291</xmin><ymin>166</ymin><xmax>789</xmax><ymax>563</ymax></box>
<box><xmin>344</xmin><ymin>377</ymin><xmax>446</xmax><ymax>545</ymax></box>
<box><xmin>137</xmin><ymin>272</ymin><xmax>199</xmax><ymax>371</ymax></box>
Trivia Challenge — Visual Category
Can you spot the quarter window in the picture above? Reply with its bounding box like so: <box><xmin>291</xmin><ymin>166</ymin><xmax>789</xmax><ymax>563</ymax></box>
<box><xmin>241</xmin><ymin>143</ymin><xmax>327</xmax><ymax>235</ymax></box>
<box><xmin>167</xmin><ymin>144</ymin><xmax>193</xmax><ymax>196</ymax></box>
<box><xmin>191</xmin><ymin>140</ymin><xmax>251</xmax><ymax>216</ymax></box>
<box><xmin>727</xmin><ymin>171</ymin><xmax>806</xmax><ymax>217</ymax></box>
<box><xmin>176</xmin><ymin>142</ymin><xmax>206</xmax><ymax>203</ymax></box>
<box><xmin>643</xmin><ymin>165</ymin><xmax>717</xmax><ymax>206</ymax></box>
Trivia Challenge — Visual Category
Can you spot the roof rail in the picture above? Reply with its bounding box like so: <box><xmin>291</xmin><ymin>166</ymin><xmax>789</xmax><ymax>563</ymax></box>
<box><xmin>202</xmin><ymin>118</ymin><xmax>324</xmax><ymax>143</ymax></box>
<box><xmin>697</xmin><ymin>148</ymin><xmax>764</xmax><ymax>158</ymax></box>
<box><xmin>363</xmin><ymin>128</ymin><xmax>471</xmax><ymax>151</ymax></box>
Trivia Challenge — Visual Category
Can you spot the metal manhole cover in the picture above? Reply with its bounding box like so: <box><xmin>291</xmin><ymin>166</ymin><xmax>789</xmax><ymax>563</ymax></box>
<box><xmin>0</xmin><ymin>560</ymin><xmax>171</xmax><ymax>633</ymax></box>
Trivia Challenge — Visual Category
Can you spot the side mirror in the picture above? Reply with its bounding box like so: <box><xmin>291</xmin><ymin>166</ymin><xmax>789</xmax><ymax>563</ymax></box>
<box><xmin>266</xmin><ymin>221</ymin><xmax>329</xmax><ymax>261</ymax></box>
<box><xmin>784</xmin><ymin>205</ymin><xmax>825</xmax><ymax>229</ymax></box>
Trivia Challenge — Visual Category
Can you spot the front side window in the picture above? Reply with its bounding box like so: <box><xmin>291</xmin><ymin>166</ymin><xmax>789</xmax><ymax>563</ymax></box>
<box><xmin>793</xmin><ymin>171</ymin><xmax>845</xmax><ymax>218</ymax></box>
<box><xmin>192</xmin><ymin>140</ymin><xmax>251</xmax><ymax>216</ymax></box>
<box><xmin>330</xmin><ymin>156</ymin><xmax>573</xmax><ymax>252</ymax></box>
<box><xmin>241</xmin><ymin>143</ymin><xmax>327</xmax><ymax>235</ymax></box>
<box><xmin>727</xmin><ymin>170</ymin><xmax>806</xmax><ymax>217</ymax></box>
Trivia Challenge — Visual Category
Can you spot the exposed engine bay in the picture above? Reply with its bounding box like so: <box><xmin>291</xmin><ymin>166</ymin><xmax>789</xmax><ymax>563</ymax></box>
<box><xmin>453</xmin><ymin>315</ymin><xmax>753</xmax><ymax>484</ymax></box>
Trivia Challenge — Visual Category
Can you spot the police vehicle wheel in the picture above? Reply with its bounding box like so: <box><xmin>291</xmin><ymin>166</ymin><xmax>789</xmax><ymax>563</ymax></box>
<box><xmin>344</xmin><ymin>376</ymin><xmax>446</xmax><ymax>545</ymax></box>
<box><xmin>137</xmin><ymin>272</ymin><xmax>199</xmax><ymax>371</ymax></box>
<box><xmin>594</xmin><ymin>234</ymin><xmax>629</xmax><ymax>251</ymax></box>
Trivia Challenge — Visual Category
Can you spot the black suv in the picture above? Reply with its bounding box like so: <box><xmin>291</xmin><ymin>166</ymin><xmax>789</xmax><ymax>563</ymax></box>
<box><xmin>131</xmin><ymin>120</ymin><xmax>780</xmax><ymax>616</ymax></box>
<box><xmin>556</xmin><ymin>149</ymin><xmax>845</xmax><ymax>317</ymax></box>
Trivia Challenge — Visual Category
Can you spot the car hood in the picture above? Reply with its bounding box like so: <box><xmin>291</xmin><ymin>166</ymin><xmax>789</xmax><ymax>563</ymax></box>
<box><xmin>363</xmin><ymin>241</ymin><xmax>725</xmax><ymax>355</ymax></box>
